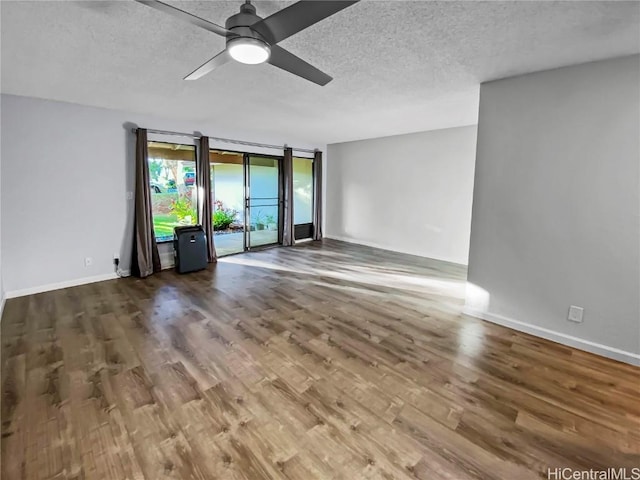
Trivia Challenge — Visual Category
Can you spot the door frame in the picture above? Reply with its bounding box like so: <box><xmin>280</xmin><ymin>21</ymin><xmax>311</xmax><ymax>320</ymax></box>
<box><xmin>292</xmin><ymin>155</ymin><xmax>315</xmax><ymax>241</ymax></box>
<box><xmin>243</xmin><ymin>152</ymin><xmax>284</xmax><ymax>252</ymax></box>
<box><xmin>209</xmin><ymin>148</ymin><xmax>283</xmax><ymax>256</ymax></box>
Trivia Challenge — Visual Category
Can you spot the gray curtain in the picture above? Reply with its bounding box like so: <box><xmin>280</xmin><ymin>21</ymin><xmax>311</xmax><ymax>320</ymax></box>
<box><xmin>197</xmin><ymin>136</ymin><xmax>217</xmax><ymax>262</ymax></box>
<box><xmin>312</xmin><ymin>150</ymin><xmax>323</xmax><ymax>240</ymax></box>
<box><xmin>282</xmin><ymin>147</ymin><xmax>295</xmax><ymax>246</ymax></box>
<box><xmin>131</xmin><ymin>128</ymin><xmax>161</xmax><ymax>277</ymax></box>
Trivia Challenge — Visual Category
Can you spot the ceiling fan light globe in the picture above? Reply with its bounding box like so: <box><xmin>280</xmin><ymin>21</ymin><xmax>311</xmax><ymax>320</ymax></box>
<box><xmin>228</xmin><ymin>38</ymin><xmax>271</xmax><ymax>65</ymax></box>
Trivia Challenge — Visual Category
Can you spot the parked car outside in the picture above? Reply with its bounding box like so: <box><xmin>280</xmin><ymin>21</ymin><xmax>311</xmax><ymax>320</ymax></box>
<box><xmin>184</xmin><ymin>172</ymin><xmax>195</xmax><ymax>187</ymax></box>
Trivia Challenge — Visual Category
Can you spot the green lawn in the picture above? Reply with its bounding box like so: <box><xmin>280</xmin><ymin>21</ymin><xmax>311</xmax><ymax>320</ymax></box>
<box><xmin>153</xmin><ymin>214</ymin><xmax>239</xmax><ymax>243</ymax></box>
<box><xmin>153</xmin><ymin>214</ymin><xmax>180</xmax><ymax>241</ymax></box>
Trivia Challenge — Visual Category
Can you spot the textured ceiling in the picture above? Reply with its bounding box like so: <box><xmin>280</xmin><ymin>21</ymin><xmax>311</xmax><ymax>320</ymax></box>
<box><xmin>2</xmin><ymin>0</ymin><xmax>639</xmax><ymax>144</ymax></box>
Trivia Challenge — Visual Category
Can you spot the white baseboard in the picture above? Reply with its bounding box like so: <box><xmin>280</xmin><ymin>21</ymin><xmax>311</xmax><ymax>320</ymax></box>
<box><xmin>5</xmin><ymin>273</ymin><xmax>120</xmax><ymax>299</ymax></box>
<box><xmin>463</xmin><ymin>307</ymin><xmax>640</xmax><ymax>367</ymax></box>
<box><xmin>325</xmin><ymin>234</ymin><xmax>467</xmax><ymax>267</ymax></box>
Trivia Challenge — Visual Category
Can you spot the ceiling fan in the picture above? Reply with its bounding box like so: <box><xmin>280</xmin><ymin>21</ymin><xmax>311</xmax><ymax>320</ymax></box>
<box><xmin>134</xmin><ymin>0</ymin><xmax>359</xmax><ymax>86</ymax></box>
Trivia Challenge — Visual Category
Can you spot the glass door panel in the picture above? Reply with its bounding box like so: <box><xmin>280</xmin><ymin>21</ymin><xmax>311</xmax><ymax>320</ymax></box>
<box><xmin>210</xmin><ymin>150</ymin><xmax>245</xmax><ymax>256</ymax></box>
<box><xmin>293</xmin><ymin>156</ymin><xmax>314</xmax><ymax>240</ymax></box>
<box><xmin>247</xmin><ymin>155</ymin><xmax>280</xmax><ymax>248</ymax></box>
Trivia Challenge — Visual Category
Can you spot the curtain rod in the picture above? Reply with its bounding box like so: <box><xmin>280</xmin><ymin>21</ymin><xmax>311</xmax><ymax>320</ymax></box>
<box><xmin>132</xmin><ymin>127</ymin><xmax>318</xmax><ymax>155</ymax></box>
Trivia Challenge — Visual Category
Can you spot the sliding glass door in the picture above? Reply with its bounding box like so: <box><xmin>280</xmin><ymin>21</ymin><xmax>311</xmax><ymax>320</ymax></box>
<box><xmin>210</xmin><ymin>149</ymin><xmax>282</xmax><ymax>255</ymax></box>
<box><xmin>210</xmin><ymin>150</ymin><xmax>245</xmax><ymax>256</ymax></box>
<box><xmin>246</xmin><ymin>155</ymin><xmax>281</xmax><ymax>249</ymax></box>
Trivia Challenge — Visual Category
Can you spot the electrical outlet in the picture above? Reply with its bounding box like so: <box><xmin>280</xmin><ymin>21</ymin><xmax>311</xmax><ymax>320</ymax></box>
<box><xmin>126</xmin><ymin>191</ymin><xmax>133</xmax><ymax>200</ymax></box>
<box><xmin>568</xmin><ymin>305</ymin><xmax>584</xmax><ymax>323</ymax></box>
<box><xmin>84</xmin><ymin>257</ymin><xmax>93</xmax><ymax>267</ymax></box>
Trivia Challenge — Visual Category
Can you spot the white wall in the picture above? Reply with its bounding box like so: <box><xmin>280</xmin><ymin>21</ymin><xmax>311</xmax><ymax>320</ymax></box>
<box><xmin>0</xmin><ymin>95</ymin><xmax>3</xmax><ymax>312</ymax></box>
<box><xmin>466</xmin><ymin>55</ymin><xmax>640</xmax><ymax>364</ymax></box>
<box><xmin>0</xmin><ymin>94</ymin><xmax>322</xmax><ymax>296</ymax></box>
<box><xmin>325</xmin><ymin>126</ymin><xmax>477</xmax><ymax>265</ymax></box>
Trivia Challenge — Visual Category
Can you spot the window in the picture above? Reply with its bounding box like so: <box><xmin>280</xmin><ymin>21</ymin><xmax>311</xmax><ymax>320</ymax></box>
<box><xmin>293</xmin><ymin>157</ymin><xmax>313</xmax><ymax>239</ymax></box>
<box><xmin>147</xmin><ymin>141</ymin><xmax>197</xmax><ymax>242</ymax></box>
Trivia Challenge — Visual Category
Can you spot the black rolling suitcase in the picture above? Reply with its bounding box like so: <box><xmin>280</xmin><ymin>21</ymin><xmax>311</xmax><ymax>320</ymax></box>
<box><xmin>173</xmin><ymin>225</ymin><xmax>207</xmax><ymax>273</ymax></box>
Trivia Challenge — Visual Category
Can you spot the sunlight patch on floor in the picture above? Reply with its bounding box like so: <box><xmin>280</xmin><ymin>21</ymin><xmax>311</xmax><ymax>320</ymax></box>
<box><xmin>221</xmin><ymin>253</ymin><xmax>465</xmax><ymax>298</ymax></box>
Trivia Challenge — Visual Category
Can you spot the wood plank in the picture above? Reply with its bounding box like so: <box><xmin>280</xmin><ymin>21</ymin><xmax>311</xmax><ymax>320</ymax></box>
<box><xmin>2</xmin><ymin>239</ymin><xmax>639</xmax><ymax>479</ymax></box>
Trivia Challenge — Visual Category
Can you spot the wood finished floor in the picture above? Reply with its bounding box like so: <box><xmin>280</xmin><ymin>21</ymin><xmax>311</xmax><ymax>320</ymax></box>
<box><xmin>2</xmin><ymin>239</ymin><xmax>639</xmax><ymax>479</ymax></box>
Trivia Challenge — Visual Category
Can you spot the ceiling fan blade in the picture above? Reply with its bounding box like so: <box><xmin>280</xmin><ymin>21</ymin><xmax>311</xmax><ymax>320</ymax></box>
<box><xmin>184</xmin><ymin>50</ymin><xmax>231</xmax><ymax>80</ymax></box>
<box><xmin>268</xmin><ymin>45</ymin><xmax>332</xmax><ymax>86</ymax></box>
<box><xmin>134</xmin><ymin>0</ymin><xmax>233</xmax><ymax>38</ymax></box>
<box><xmin>251</xmin><ymin>0</ymin><xmax>359</xmax><ymax>45</ymax></box>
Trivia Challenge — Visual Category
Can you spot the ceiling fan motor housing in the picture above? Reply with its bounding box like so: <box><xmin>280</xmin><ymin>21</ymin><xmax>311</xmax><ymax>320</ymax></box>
<box><xmin>225</xmin><ymin>2</ymin><xmax>269</xmax><ymax>46</ymax></box>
